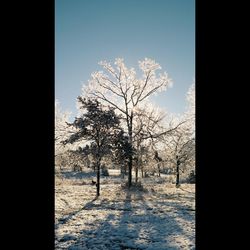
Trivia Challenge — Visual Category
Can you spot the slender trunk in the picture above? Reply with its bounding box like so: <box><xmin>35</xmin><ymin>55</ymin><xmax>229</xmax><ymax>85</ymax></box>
<box><xmin>135</xmin><ymin>141</ymin><xmax>141</xmax><ymax>183</ymax></box>
<box><xmin>96</xmin><ymin>142</ymin><xmax>101</xmax><ymax>196</ymax></box>
<box><xmin>158</xmin><ymin>162</ymin><xmax>161</xmax><ymax>177</ymax></box>
<box><xmin>128</xmin><ymin>115</ymin><xmax>133</xmax><ymax>188</ymax></box>
<box><xmin>128</xmin><ymin>155</ymin><xmax>132</xmax><ymax>187</ymax></box>
<box><xmin>135</xmin><ymin>165</ymin><xmax>138</xmax><ymax>183</ymax></box>
<box><xmin>121</xmin><ymin>165</ymin><xmax>124</xmax><ymax>178</ymax></box>
<box><xmin>141</xmin><ymin>167</ymin><xmax>144</xmax><ymax>178</ymax></box>
<box><xmin>176</xmin><ymin>162</ymin><xmax>180</xmax><ymax>187</ymax></box>
<box><xmin>96</xmin><ymin>159</ymin><xmax>100</xmax><ymax>196</ymax></box>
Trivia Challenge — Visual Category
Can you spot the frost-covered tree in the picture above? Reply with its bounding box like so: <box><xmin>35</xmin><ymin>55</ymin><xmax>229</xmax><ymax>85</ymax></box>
<box><xmin>82</xmin><ymin>58</ymin><xmax>173</xmax><ymax>187</ymax></box>
<box><xmin>63</xmin><ymin>98</ymin><xmax>121</xmax><ymax>196</ymax></box>
<box><xmin>55</xmin><ymin>100</ymin><xmax>74</xmax><ymax>171</ymax></box>
<box><xmin>55</xmin><ymin>100</ymin><xmax>69</xmax><ymax>151</ymax></box>
<box><xmin>133</xmin><ymin>105</ymin><xmax>189</xmax><ymax>179</ymax></box>
<box><xmin>132</xmin><ymin>104</ymin><xmax>166</xmax><ymax>180</ymax></box>
<box><xmin>171</xmin><ymin>129</ymin><xmax>195</xmax><ymax>187</ymax></box>
<box><xmin>186</xmin><ymin>83</ymin><xmax>195</xmax><ymax>118</ymax></box>
<box><xmin>55</xmin><ymin>148</ymin><xmax>89</xmax><ymax>172</ymax></box>
<box><xmin>163</xmin><ymin>83</ymin><xmax>195</xmax><ymax>186</ymax></box>
<box><xmin>183</xmin><ymin>82</ymin><xmax>195</xmax><ymax>135</ymax></box>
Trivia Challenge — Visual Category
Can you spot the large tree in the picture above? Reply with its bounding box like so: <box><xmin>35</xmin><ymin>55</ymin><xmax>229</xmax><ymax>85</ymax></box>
<box><xmin>82</xmin><ymin>58</ymin><xmax>173</xmax><ymax>187</ymax></box>
<box><xmin>63</xmin><ymin>98</ymin><xmax>121</xmax><ymax>196</ymax></box>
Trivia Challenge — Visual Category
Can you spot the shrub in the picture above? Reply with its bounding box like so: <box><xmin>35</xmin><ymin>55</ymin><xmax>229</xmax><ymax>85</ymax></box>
<box><xmin>101</xmin><ymin>165</ymin><xmax>109</xmax><ymax>176</ymax></box>
<box><xmin>187</xmin><ymin>170</ymin><xmax>195</xmax><ymax>183</ymax></box>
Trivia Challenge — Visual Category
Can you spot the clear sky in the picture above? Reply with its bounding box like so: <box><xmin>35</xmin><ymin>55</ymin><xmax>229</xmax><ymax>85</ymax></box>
<box><xmin>55</xmin><ymin>0</ymin><xmax>195</xmax><ymax>118</ymax></box>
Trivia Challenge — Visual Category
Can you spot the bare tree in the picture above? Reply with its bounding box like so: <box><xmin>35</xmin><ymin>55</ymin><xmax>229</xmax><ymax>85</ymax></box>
<box><xmin>55</xmin><ymin>100</ymin><xmax>76</xmax><ymax>172</ymax></box>
<box><xmin>81</xmin><ymin>58</ymin><xmax>173</xmax><ymax>187</ymax></box>
<box><xmin>163</xmin><ymin>83</ymin><xmax>195</xmax><ymax>187</ymax></box>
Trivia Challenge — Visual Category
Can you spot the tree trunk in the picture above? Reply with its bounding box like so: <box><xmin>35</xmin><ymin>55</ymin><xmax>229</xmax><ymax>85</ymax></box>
<box><xmin>135</xmin><ymin>165</ymin><xmax>138</xmax><ymax>183</ymax></box>
<box><xmin>141</xmin><ymin>167</ymin><xmax>144</xmax><ymax>178</ymax></box>
<box><xmin>176</xmin><ymin>162</ymin><xmax>180</xmax><ymax>187</ymax></box>
<box><xmin>128</xmin><ymin>119</ymin><xmax>133</xmax><ymax>188</ymax></box>
<box><xmin>158</xmin><ymin>162</ymin><xmax>161</xmax><ymax>177</ymax></box>
<box><xmin>128</xmin><ymin>156</ymin><xmax>132</xmax><ymax>187</ymax></box>
<box><xmin>121</xmin><ymin>165</ymin><xmax>124</xmax><ymax>178</ymax></box>
<box><xmin>96</xmin><ymin>158</ymin><xmax>100</xmax><ymax>196</ymax></box>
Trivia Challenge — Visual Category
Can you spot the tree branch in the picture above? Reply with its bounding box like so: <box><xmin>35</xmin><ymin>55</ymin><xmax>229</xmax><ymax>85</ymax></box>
<box><xmin>134</xmin><ymin>70</ymin><xmax>152</xmax><ymax>105</ymax></box>
<box><xmin>90</xmin><ymin>91</ymin><xmax>127</xmax><ymax>115</ymax></box>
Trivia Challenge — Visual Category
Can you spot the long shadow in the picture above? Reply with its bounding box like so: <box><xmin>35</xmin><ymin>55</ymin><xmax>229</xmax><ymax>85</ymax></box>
<box><xmin>57</xmin><ymin>186</ymin><xmax>195</xmax><ymax>250</ymax></box>
<box><xmin>154</xmin><ymin>199</ymin><xmax>195</xmax><ymax>214</ymax></box>
<box><xmin>60</xmin><ymin>211</ymin><xmax>118</xmax><ymax>249</ymax></box>
<box><xmin>57</xmin><ymin>192</ymin><xmax>134</xmax><ymax>249</ymax></box>
<box><xmin>151</xmin><ymin>190</ymin><xmax>195</xmax><ymax>223</ymax></box>
<box><xmin>115</xmin><ymin>191</ymin><xmax>140</xmax><ymax>249</ymax></box>
<box><xmin>74</xmin><ymin>213</ymin><xmax>117</xmax><ymax>250</ymax></box>
<box><xmin>113</xmin><ymin>186</ymin><xmax>195</xmax><ymax>249</ymax></box>
<box><xmin>55</xmin><ymin>196</ymin><xmax>98</xmax><ymax>230</ymax></box>
<box><xmin>115</xmin><ymin>190</ymin><xmax>187</xmax><ymax>249</ymax></box>
<box><xmin>64</xmin><ymin>192</ymin><xmax>139</xmax><ymax>250</ymax></box>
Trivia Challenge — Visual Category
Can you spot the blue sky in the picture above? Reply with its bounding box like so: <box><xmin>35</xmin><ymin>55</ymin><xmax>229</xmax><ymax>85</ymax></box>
<box><xmin>55</xmin><ymin>0</ymin><xmax>195</xmax><ymax>117</ymax></box>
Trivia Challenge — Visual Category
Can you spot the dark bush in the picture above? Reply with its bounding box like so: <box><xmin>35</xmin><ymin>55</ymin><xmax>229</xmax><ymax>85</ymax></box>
<box><xmin>101</xmin><ymin>165</ymin><xmax>109</xmax><ymax>176</ymax></box>
<box><xmin>188</xmin><ymin>170</ymin><xmax>195</xmax><ymax>183</ymax></box>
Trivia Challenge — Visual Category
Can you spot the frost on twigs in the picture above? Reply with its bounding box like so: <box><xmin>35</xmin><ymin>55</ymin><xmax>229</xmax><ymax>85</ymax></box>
<box><xmin>82</xmin><ymin>57</ymin><xmax>173</xmax><ymax>112</ymax></box>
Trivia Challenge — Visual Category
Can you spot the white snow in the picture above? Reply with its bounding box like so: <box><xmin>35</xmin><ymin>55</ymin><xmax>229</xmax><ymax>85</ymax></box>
<box><xmin>55</xmin><ymin>170</ymin><xmax>195</xmax><ymax>249</ymax></box>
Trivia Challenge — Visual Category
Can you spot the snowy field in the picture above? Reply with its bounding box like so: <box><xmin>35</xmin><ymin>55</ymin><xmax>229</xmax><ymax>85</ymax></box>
<box><xmin>55</xmin><ymin>170</ymin><xmax>195</xmax><ymax>250</ymax></box>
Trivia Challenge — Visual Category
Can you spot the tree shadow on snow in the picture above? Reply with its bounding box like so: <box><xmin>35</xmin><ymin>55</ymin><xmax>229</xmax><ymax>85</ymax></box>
<box><xmin>61</xmin><ymin>213</ymin><xmax>118</xmax><ymax>249</ymax></box>
<box><xmin>58</xmin><ymin>188</ymin><xmax>195</xmax><ymax>250</ymax></box>
<box><xmin>112</xmin><ymin>191</ymin><xmax>194</xmax><ymax>250</ymax></box>
<box><xmin>55</xmin><ymin>196</ymin><xmax>99</xmax><ymax>230</ymax></box>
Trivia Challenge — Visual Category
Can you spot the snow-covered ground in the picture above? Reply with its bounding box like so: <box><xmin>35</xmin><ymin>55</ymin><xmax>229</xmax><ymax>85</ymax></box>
<box><xmin>55</xmin><ymin>169</ymin><xmax>195</xmax><ymax>249</ymax></box>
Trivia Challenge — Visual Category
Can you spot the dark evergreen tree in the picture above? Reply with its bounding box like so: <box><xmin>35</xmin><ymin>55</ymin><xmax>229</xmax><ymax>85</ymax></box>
<box><xmin>63</xmin><ymin>98</ymin><xmax>121</xmax><ymax>196</ymax></box>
